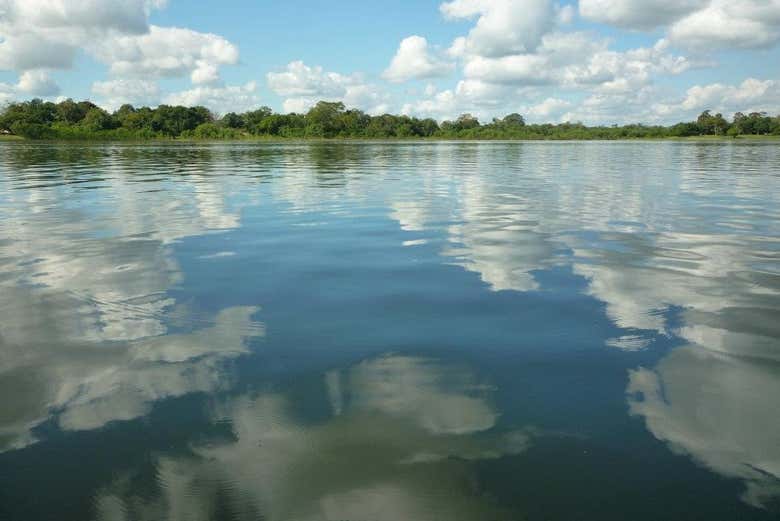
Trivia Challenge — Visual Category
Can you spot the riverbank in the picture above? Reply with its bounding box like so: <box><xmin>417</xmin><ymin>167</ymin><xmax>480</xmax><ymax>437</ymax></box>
<box><xmin>3</xmin><ymin>99</ymin><xmax>779</xmax><ymax>142</ymax></box>
<box><xmin>2</xmin><ymin>134</ymin><xmax>779</xmax><ymax>143</ymax></box>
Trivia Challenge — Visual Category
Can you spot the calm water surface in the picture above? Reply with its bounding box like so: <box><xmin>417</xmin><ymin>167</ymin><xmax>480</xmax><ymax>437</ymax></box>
<box><xmin>0</xmin><ymin>142</ymin><xmax>779</xmax><ymax>521</ymax></box>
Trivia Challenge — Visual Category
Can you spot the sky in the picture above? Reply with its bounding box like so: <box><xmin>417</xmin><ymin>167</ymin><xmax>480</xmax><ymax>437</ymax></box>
<box><xmin>1</xmin><ymin>0</ymin><xmax>779</xmax><ymax>124</ymax></box>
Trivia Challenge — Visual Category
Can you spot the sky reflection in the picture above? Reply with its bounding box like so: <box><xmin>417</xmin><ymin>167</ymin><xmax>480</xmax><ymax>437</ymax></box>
<box><xmin>0</xmin><ymin>142</ymin><xmax>779</xmax><ymax>520</ymax></box>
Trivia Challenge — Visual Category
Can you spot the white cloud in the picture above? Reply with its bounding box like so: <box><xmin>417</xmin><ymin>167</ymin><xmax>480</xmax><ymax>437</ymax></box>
<box><xmin>463</xmin><ymin>53</ymin><xmax>554</xmax><ymax>85</ymax></box>
<box><xmin>0</xmin><ymin>0</ymin><xmax>160</xmax><ymax>34</ymax></box>
<box><xmin>190</xmin><ymin>62</ymin><xmax>219</xmax><ymax>85</ymax></box>
<box><xmin>669</xmin><ymin>0</ymin><xmax>780</xmax><ymax>50</ymax></box>
<box><xmin>0</xmin><ymin>71</ymin><xmax>63</xmax><ymax>104</ymax></box>
<box><xmin>560</xmin><ymin>87</ymin><xmax>665</xmax><ymax>124</ymax></box>
<box><xmin>462</xmin><ymin>33</ymin><xmax>690</xmax><ymax>90</ymax></box>
<box><xmin>440</xmin><ymin>0</ymin><xmax>557</xmax><ymax>57</ymax></box>
<box><xmin>0</xmin><ymin>0</ymin><xmax>243</xmax><ymax>95</ymax></box>
<box><xmin>0</xmin><ymin>0</ymin><xmax>165</xmax><ymax>72</ymax></box>
<box><xmin>267</xmin><ymin>60</ymin><xmax>356</xmax><ymax>98</ymax></box>
<box><xmin>402</xmin><ymin>79</ymin><xmax>529</xmax><ymax>120</ymax></box>
<box><xmin>402</xmin><ymin>89</ymin><xmax>458</xmax><ymax>119</ymax></box>
<box><xmin>0</xmin><ymin>34</ymin><xmax>78</xmax><ymax>72</ymax></box>
<box><xmin>405</xmin><ymin>31</ymin><xmax>691</xmax><ymax>123</ymax></box>
<box><xmin>525</xmin><ymin>97</ymin><xmax>571</xmax><ymax>119</ymax></box>
<box><xmin>278</xmin><ymin>97</ymin><xmax>311</xmax><ymax>114</ymax></box>
<box><xmin>654</xmin><ymin>78</ymin><xmax>780</xmax><ymax>118</ymax></box>
<box><xmin>91</xmin><ymin>79</ymin><xmax>263</xmax><ymax>114</ymax></box>
<box><xmin>447</xmin><ymin>36</ymin><xmax>468</xmax><ymax>58</ymax></box>
<box><xmin>392</xmin><ymin>1</ymin><xmax>703</xmax><ymax>124</ymax></box>
<box><xmin>579</xmin><ymin>0</ymin><xmax>709</xmax><ymax>30</ymax></box>
<box><xmin>91</xmin><ymin>79</ymin><xmax>161</xmax><ymax>109</ymax></box>
<box><xmin>343</xmin><ymin>84</ymin><xmax>391</xmax><ymax>115</ymax></box>
<box><xmin>16</xmin><ymin>70</ymin><xmax>60</xmax><ymax>96</ymax></box>
<box><xmin>383</xmin><ymin>36</ymin><xmax>454</xmax><ymax>82</ymax></box>
<box><xmin>579</xmin><ymin>0</ymin><xmax>780</xmax><ymax>50</ymax></box>
<box><xmin>268</xmin><ymin>61</ymin><xmax>389</xmax><ymax>114</ymax></box>
<box><xmin>91</xmin><ymin>26</ymin><xmax>239</xmax><ymax>83</ymax></box>
<box><xmin>163</xmin><ymin>81</ymin><xmax>260</xmax><ymax>114</ymax></box>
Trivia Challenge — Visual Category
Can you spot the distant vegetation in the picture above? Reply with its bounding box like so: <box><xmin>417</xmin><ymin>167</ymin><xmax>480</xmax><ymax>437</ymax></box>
<box><xmin>2</xmin><ymin>98</ymin><xmax>779</xmax><ymax>140</ymax></box>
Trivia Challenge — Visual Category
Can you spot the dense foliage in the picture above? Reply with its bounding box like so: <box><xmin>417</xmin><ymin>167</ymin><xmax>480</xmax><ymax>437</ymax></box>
<box><xmin>2</xmin><ymin>98</ymin><xmax>779</xmax><ymax>140</ymax></box>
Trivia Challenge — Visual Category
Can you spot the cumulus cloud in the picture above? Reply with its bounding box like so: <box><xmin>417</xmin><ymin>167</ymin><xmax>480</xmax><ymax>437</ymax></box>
<box><xmin>525</xmin><ymin>97</ymin><xmax>571</xmax><ymax>119</ymax></box>
<box><xmin>0</xmin><ymin>33</ymin><xmax>78</xmax><ymax>72</ymax></box>
<box><xmin>0</xmin><ymin>0</ymin><xmax>162</xmax><ymax>73</ymax></box>
<box><xmin>402</xmin><ymin>89</ymin><xmax>459</xmax><ymax>120</ymax></box>
<box><xmin>267</xmin><ymin>60</ymin><xmax>355</xmax><ymax>98</ymax></box>
<box><xmin>0</xmin><ymin>0</ymin><xmax>243</xmax><ymax>97</ymax></box>
<box><xmin>92</xmin><ymin>75</ymin><xmax>260</xmax><ymax>115</ymax></box>
<box><xmin>654</xmin><ymin>77</ymin><xmax>780</xmax><ymax>118</ymax></box>
<box><xmin>0</xmin><ymin>0</ymin><xmax>160</xmax><ymax>34</ymax></box>
<box><xmin>561</xmin><ymin>87</ymin><xmax>665</xmax><ymax>124</ymax></box>
<box><xmin>90</xmin><ymin>26</ymin><xmax>239</xmax><ymax>83</ymax></box>
<box><xmin>91</xmin><ymin>79</ymin><xmax>161</xmax><ymax>109</ymax></box>
<box><xmin>390</xmin><ymin>1</ymin><xmax>703</xmax><ymax>123</ymax></box>
<box><xmin>463</xmin><ymin>53</ymin><xmax>553</xmax><ymax>85</ymax></box>
<box><xmin>163</xmin><ymin>82</ymin><xmax>261</xmax><ymax>114</ymax></box>
<box><xmin>580</xmin><ymin>0</ymin><xmax>780</xmax><ymax>50</ymax></box>
<box><xmin>0</xmin><ymin>71</ymin><xmax>61</xmax><ymax>104</ymax></box>
<box><xmin>268</xmin><ymin>61</ymin><xmax>389</xmax><ymax>114</ymax></box>
<box><xmin>383</xmin><ymin>36</ymin><xmax>454</xmax><ymax>82</ymax></box>
<box><xmin>440</xmin><ymin>0</ymin><xmax>557</xmax><ymax>57</ymax></box>
<box><xmin>579</xmin><ymin>0</ymin><xmax>709</xmax><ymax>30</ymax></box>
<box><xmin>463</xmin><ymin>34</ymin><xmax>690</xmax><ymax>90</ymax></box>
<box><xmin>669</xmin><ymin>0</ymin><xmax>780</xmax><ymax>50</ymax></box>
<box><xmin>405</xmin><ymin>31</ymin><xmax>691</xmax><ymax>122</ymax></box>
<box><xmin>16</xmin><ymin>70</ymin><xmax>60</xmax><ymax>96</ymax></box>
<box><xmin>402</xmin><ymin>79</ymin><xmax>522</xmax><ymax>120</ymax></box>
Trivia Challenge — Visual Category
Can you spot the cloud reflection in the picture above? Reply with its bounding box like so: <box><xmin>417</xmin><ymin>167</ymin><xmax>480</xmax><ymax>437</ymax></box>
<box><xmin>0</xmin><ymin>145</ymin><xmax>263</xmax><ymax>452</ymax></box>
<box><xmin>0</xmin><ymin>287</ymin><xmax>262</xmax><ymax>451</ymax></box>
<box><xmin>628</xmin><ymin>346</ymin><xmax>780</xmax><ymax>508</ymax></box>
<box><xmin>94</xmin><ymin>355</ymin><xmax>532</xmax><ymax>521</ymax></box>
<box><xmin>567</xmin><ymin>230</ymin><xmax>780</xmax><ymax>507</ymax></box>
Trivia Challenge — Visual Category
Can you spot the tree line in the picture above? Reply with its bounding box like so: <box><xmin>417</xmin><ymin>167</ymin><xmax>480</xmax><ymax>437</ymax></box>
<box><xmin>1</xmin><ymin>98</ymin><xmax>779</xmax><ymax>140</ymax></box>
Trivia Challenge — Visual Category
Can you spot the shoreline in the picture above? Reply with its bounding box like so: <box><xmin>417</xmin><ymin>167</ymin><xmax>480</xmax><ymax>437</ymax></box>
<box><xmin>2</xmin><ymin>135</ymin><xmax>779</xmax><ymax>144</ymax></box>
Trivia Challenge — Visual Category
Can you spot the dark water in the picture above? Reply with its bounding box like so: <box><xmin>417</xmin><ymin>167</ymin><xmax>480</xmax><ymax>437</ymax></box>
<box><xmin>0</xmin><ymin>142</ymin><xmax>778</xmax><ymax>521</ymax></box>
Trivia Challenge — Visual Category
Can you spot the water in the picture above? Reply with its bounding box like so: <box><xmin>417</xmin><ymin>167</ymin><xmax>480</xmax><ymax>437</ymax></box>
<box><xmin>0</xmin><ymin>141</ymin><xmax>778</xmax><ymax>521</ymax></box>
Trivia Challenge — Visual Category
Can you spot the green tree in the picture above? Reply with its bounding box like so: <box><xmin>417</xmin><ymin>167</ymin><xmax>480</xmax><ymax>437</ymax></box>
<box><xmin>0</xmin><ymin>99</ymin><xmax>58</xmax><ymax>130</ymax></box>
<box><xmin>79</xmin><ymin>107</ymin><xmax>117</xmax><ymax>131</ymax></box>
<box><xmin>455</xmin><ymin>113</ymin><xmax>480</xmax><ymax>131</ymax></box>
<box><xmin>243</xmin><ymin>107</ymin><xmax>273</xmax><ymax>132</ymax></box>
<box><xmin>337</xmin><ymin>109</ymin><xmax>370</xmax><ymax>136</ymax></box>
<box><xmin>120</xmin><ymin>107</ymin><xmax>154</xmax><ymax>131</ymax></box>
<box><xmin>113</xmin><ymin>104</ymin><xmax>137</xmax><ymax>126</ymax></box>
<box><xmin>151</xmin><ymin>105</ymin><xmax>211</xmax><ymax>136</ymax></box>
<box><xmin>56</xmin><ymin>99</ymin><xmax>95</xmax><ymax>124</ymax></box>
<box><xmin>305</xmin><ymin>101</ymin><xmax>346</xmax><ymax>137</ymax></box>
<box><xmin>221</xmin><ymin>112</ymin><xmax>244</xmax><ymax>128</ymax></box>
<box><xmin>502</xmin><ymin>113</ymin><xmax>525</xmax><ymax>127</ymax></box>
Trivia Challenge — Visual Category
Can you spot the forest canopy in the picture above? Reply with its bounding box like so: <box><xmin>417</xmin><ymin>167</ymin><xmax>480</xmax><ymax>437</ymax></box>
<box><xmin>2</xmin><ymin>98</ymin><xmax>779</xmax><ymax>140</ymax></box>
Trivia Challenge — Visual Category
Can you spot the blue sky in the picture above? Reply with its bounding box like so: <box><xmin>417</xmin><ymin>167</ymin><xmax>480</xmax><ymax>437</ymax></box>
<box><xmin>1</xmin><ymin>0</ymin><xmax>779</xmax><ymax>123</ymax></box>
